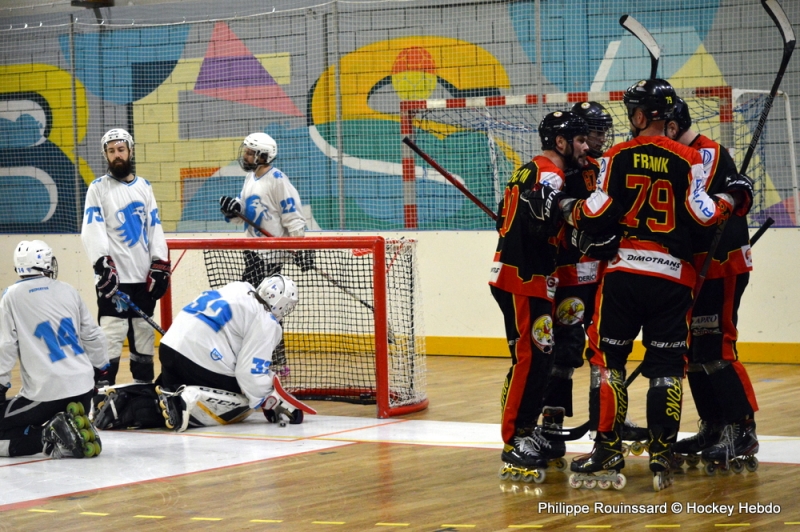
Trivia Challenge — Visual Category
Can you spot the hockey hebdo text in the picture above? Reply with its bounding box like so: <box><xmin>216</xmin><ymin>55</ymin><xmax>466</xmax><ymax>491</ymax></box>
<box><xmin>538</xmin><ymin>502</ymin><xmax>781</xmax><ymax>517</ymax></box>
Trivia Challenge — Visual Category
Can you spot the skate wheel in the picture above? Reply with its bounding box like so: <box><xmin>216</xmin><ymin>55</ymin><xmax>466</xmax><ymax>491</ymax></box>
<box><xmin>498</xmin><ymin>466</ymin><xmax>511</xmax><ymax>480</ymax></box>
<box><xmin>653</xmin><ymin>474</ymin><xmax>663</xmax><ymax>492</ymax></box>
<box><xmin>719</xmin><ymin>463</ymin><xmax>732</xmax><ymax>475</ymax></box>
<box><xmin>630</xmin><ymin>442</ymin><xmax>645</xmax><ymax>456</ymax></box>
<box><xmin>551</xmin><ymin>458</ymin><xmax>567</xmax><ymax>471</ymax></box>
<box><xmin>731</xmin><ymin>460</ymin><xmax>745</xmax><ymax>474</ymax></box>
<box><xmin>290</xmin><ymin>409</ymin><xmax>304</xmax><ymax>425</ymax></box>
<box><xmin>67</xmin><ymin>402</ymin><xmax>85</xmax><ymax>416</ymax></box>
<box><xmin>673</xmin><ymin>455</ymin><xmax>685</xmax><ymax>467</ymax></box>
<box><xmin>612</xmin><ymin>474</ymin><xmax>626</xmax><ymax>490</ymax></box>
<box><xmin>568</xmin><ymin>474</ymin><xmax>582</xmax><ymax>489</ymax></box>
<box><xmin>74</xmin><ymin>415</ymin><xmax>89</xmax><ymax>430</ymax></box>
<box><xmin>745</xmin><ymin>457</ymin><xmax>759</xmax><ymax>472</ymax></box>
<box><xmin>91</xmin><ymin>441</ymin><xmax>102</xmax><ymax>456</ymax></box>
<box><xmin>686</xmin><ymin>454</ymin><xmax>701</xmax><ymax>467</ymax></box>
<box><xmin>164</xmin><ymin>418</ymin><xmax>175</xmax><ymax>429</ymax></box>
<box><xmin>704</xmin><ymin>462</ymin><xmax>717</xmax><ymax>476</ymax></box>
<box><xmin>583</xmin><ymin>479</ymin><xmax>597</xmax><ymax>489</ymax></box>
<box><xmin>598</xmin><ymin>480</ymin><xmax>611</xmax><ymax>490</ymax></box>
<box><xmin>621</xmin><ymin>444</ymin><xmax>631</xmax><ymax>457</ymax></box>
<box><xmin>532</xmin><ymin>470</ymin><xmax>546</xmax><ymax>484</ymax></box>
<box><xmin>79</xmin><ymin>428</ymin><xmax>95</xmax><ymax>443</ymax></box>
<box><xmin>510</xmin><ymin>470</ymin><xmax>523</xmax><ymax>482</ymax></box>
<box><xmin>83</xmin><ymin>442</ymin><xmax>97</xmax><ymax>458</ymax></box>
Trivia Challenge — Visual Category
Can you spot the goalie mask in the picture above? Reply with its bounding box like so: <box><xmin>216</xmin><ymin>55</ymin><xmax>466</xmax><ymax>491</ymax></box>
<box><xmin>14</xmin><ymin>240</ymin><xmax>58</xmax><ymax>279</ymax></box>
<box><xmin>257</xmin><ymin>274</ymin><xmax>298</xmax><ymax>319</ymax></box>
<box><xmin>571</xmin><ymin>101</ymin><xmax>614</xmax><ymax>158</ymax></box>
<box><xmin>238</xmin><ymin>132</ymin><xmax>278</xmax><ymax>171</ymax></box>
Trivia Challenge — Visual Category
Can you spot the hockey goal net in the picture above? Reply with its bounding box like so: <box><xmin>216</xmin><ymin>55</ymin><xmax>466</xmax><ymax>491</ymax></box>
<box><xmin>160</xmin><ymin>236</ymin><xmax>427</xmax><ymax>418</ymax></box>
<box><xmin>401</xmin><ymin>87</ymin><xmax>798</xmax><ymax>227</ymax></box>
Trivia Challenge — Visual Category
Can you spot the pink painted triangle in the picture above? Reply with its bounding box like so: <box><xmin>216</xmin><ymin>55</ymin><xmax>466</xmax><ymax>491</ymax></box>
<box><xmin>206</xmin><ymin>21</ymin><xmax>252</xmax><ymax>58</ymax></box>
<box><xmin>194</xmin><ymin>21</ymin><xmax>304</xmax><ymax>117</ymax></box>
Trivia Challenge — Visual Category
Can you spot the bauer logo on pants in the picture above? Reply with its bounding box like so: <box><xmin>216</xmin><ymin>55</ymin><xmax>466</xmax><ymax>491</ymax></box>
<box><xmin>531</xmin><ymin>314</ymin><xmax>554</xmax><ymax>354</ymax></box>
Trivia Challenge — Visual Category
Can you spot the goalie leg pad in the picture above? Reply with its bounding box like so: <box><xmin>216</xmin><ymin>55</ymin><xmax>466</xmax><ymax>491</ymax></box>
<box><xmin>177</xmin><ymin>386</ymin><xmax>254</xmax><ymax>432</ymax></box>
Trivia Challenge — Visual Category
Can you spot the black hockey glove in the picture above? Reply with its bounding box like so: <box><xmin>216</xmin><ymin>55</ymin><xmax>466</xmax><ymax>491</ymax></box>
<box><xmin>147</xmin><ymin>259</ymin><xmax>171</xmax><ymax>301</ymax></box>
<box><xmin>94</xmin><ymin>365</ymin><xmax>111</xmax><ymax>388</ymax></box>
<box><xmin>725</xmin><ymin>172</ymin><xmax>754</xmax><ymax>216</ymax></box>
<box><xmin>219</xmin><ymin>195</ymin><xmax>242</xmax><ymax>218</ymax></box>
<box><xmin>94</xmin><ymin>255</ymin><xmax>119</xmax><ymax>298</ymax></box>
<box><xmin>519</xmin><ymin>183</ymin><xmax>565</xmax><ymax>228</ymax></box>
<box><xmin>570</xmin><ymin>228</ymin><xmax>621</xmax><ymax>261</ymax></box>
<box><xmin>292</xmin><ymin>250</ymin><xmax>316</xmax><ymax>272</ymax></box>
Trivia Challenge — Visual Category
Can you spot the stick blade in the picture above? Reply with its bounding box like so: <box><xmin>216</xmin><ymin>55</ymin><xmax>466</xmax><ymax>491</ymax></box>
<box><xmin>762</xmin><ymin>0</ymin><xmax>796</xmax><ymax>47</ymax></box>
<box><xmin>619</xmin><ymin>14</ymin><xmax>660</xmax><ymax>78</ymax></box>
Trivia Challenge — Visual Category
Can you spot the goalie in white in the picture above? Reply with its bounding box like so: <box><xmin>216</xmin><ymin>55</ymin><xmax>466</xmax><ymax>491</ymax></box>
<box><xmin>93</xmin><ymin>274</ymin><xmax>316</xmax><ymax>432</ymax></box>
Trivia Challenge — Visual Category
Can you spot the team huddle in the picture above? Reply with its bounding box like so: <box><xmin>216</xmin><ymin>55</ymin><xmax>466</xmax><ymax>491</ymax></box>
<box><xmin>0</xmin><ymin>128</ymin><xmax>312</xmax><ymax>460</ymax></box>
<box><xmin>490</xmin><ymin>78</ymin><xmax>759</xmax><ymax>491</ymax></box>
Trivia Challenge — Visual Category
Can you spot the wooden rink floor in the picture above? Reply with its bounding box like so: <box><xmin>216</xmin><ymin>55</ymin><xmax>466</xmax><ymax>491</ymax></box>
<box><xmin>1</xmin><ymin>355</ymin><xmax>800</xmax><ymax>531</ymax></box>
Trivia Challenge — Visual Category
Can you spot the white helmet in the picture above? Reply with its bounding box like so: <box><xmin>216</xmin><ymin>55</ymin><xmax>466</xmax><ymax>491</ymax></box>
<box><xmin>257</xmin><ymin>274</ymin><xmax>298</xmax><ymax>319</ymax></box>
<box><xmin>14</xmin><ymin>240</ymin><xmax>58</xmax><ymax>278</ymax></box>
<box><xmin>101</xmin><ymin>128</ymin><xmax>134</xmax><ymax>157</ymax></box>
<box><xmin>238</xmin><ymin>132</ymin><xmax>277</xmax><ymax>171</ymax></box>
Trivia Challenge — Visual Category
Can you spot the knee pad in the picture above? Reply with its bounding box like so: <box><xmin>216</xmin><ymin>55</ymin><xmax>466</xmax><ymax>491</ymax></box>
<box><xmin>94</xmin><ymin>383</ymin><xmax>161</xmax><ymax>430</ymax></box>
<box><xmin>129</xmin><ymin>318</ymin><xmax>155</xmax><ymax>356</ymax></box>
<box><xmin>646</xmin><ymin>377</ymin><xmax>682</xmax><ymax>431</ymax></box>
<box><xmin>180</xmin><ymin>386</ymin><xmax>254</xmax><ymax>430</ymax></box>
<box><xmin>100</xmin><ymin>316</ymin><xmax>128</xmax><ymax>360</ymax></box>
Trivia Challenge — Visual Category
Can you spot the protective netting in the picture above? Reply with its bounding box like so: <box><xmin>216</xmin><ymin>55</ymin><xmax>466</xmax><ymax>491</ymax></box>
<box><xmin>404</xmin><ymin>89</ymin><xmax>798</xmax><ymax>229</ymax></box>
<box><xmin>1</xmin><ymin>0</ymin><xmax>797</xmax><ymax>233</ymax></box>
<box><xmin>165</xmin><ymin>238</ymin><xmax>426</xmax><ymax>415</ymax></box>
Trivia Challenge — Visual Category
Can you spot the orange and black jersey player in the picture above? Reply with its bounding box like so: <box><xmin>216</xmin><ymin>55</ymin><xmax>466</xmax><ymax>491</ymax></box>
<box><xmin>490</xmin><ymin>155</ymin><xmax>564</xmax><ymax>445</ymax></box>
<box><xmin>669</xmin><ymin>120</ymin><xmax>758</xmax><ymax>433</ymax></box>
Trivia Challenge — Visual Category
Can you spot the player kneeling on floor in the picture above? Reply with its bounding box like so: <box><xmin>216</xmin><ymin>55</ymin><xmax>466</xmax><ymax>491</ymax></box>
<box><xmin>92</xmin><ymin>274</ymin><xmax>315</xmax><ymax>431</ymax></box>
<box><xmin>0</xmin><ymin>240</ymin><xmax>110</xmax><ymax>459</ymax></box>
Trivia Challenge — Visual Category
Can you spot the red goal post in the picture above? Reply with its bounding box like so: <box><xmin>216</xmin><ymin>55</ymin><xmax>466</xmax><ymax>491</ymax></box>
<box><xmin>400</xmin><ymin>87</ymin><xmax>735</xmax><ymax>228</ymax></box>
<box><xmin>160</xmin><ymin>236</ymin><xmax>428</xmax><ymax>418</ymax></box>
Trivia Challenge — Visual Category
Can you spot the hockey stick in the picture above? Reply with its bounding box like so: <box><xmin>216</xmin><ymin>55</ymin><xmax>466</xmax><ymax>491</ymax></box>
<box><xmin>234</xmin><ymin>211</ymin><xmax>396</xmax><ymax>344</ymax></box>
<box><xmin>749</xmin><ymin>216</ymin><xmax>775</xmax><ymax>246</ymax></box>
<box><xmin>112</xmin><ymin>291</ymin><xmax>166</xmax><ymax>336</ymax></box>
<box><xmin>695</xmin><ymin>0</ymin><xmax>795</xmax><ymax>299</ymax></box>
<box><xmin>619</xmin><ymin>14</ymin><xmax>660</xmax><ymax>79</ymax></box>
<box><xmin>402</xmin><ymin>136</ymin><xmax>498</xmax><ymax>221</ymax></box>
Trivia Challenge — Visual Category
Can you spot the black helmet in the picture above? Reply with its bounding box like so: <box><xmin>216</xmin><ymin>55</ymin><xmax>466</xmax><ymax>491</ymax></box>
<box><xmin>539</xmin><ymin>111</ymin><xmax>589</xmax><ymax>151</ymax></box>
<box><xmin>670</xmin><ymin>97</ymin><xmax>692</xmax><ymax>135</ymax></box>
<box><xmin>571</xmin><ymin>101</ymin><xmax>614</xmax><ymax>157</ymax></box>
<box><xmin>623</xmin><ymin>78</ymin><xmax>677</xmax><ymax>122</ymax></box>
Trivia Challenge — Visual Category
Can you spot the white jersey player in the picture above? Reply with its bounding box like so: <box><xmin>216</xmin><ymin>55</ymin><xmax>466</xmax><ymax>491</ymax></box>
<box><xmin>93</xmin><ymin>274</ymin><xmax>316</xmax><ymax>432</ymax></box>
<box><xmin>219</xmin><ymin>132</ymin><xmax>307</xmax><ymax>238</ymax></box>
<box><xmin>0</xmin><ymin>240</ymin><xmax>109</xmax><ymax>458</ymax></box>
<box><xmin>81</xmin><ymin>128</ymin><xmax>170</xmax><ymax>385</ymax></box>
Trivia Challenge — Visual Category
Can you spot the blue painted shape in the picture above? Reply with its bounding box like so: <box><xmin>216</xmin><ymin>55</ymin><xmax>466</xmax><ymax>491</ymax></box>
<box><xmin>58</xmin><ymin>25</ymin><xmax>190</xmax><ymax>105</ymax></box>
<box><xmin>510</xmin><ymin>0</ymin><xmax>719</xmax><ymax>92</ymax></box>
<box><xmin>0</xmin><ymin>115</ymin><xmax>45</xmax><ymax>148</ymax></box>
<box><xmin>0</xmin><ymin>174</ymin><xmax>52</xmax><ymax>223</ymax></box>
<box><xmin>0</xmin><ymin>141</ymin><xmax>87</xmax><ymax>233</ymax></box>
